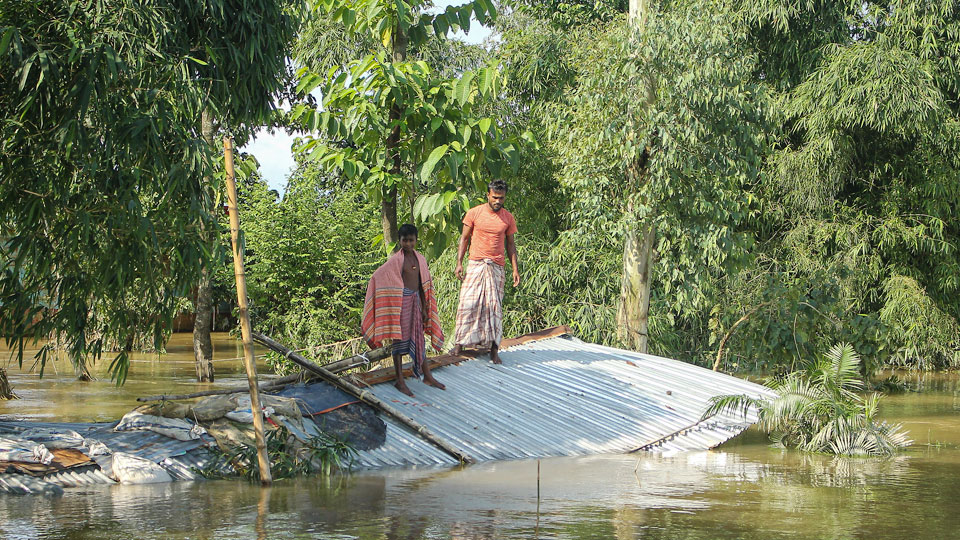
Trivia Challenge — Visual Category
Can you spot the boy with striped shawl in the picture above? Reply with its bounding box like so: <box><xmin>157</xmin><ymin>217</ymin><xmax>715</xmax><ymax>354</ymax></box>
<box><xmin>451</xmin><ymin>180</ymin><xmax>521</xmax><ymax>364</ymax></box>
<box><xmin>362</xmin><ymin>224</ymin><xmax>445</xmax><ymax>396</ymax></box>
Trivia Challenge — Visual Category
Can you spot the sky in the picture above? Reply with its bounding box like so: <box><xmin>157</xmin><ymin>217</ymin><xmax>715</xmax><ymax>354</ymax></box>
<box><xmin>242</xmin><ymin>1</ymin><xmax>494</xmax><ymax>193</ymax></box>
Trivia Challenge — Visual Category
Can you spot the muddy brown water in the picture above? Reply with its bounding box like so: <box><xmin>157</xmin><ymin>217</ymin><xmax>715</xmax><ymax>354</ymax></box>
<box><xmin>1</xmin><ymin>336</ymin><xmax>958</xmax><ymax>539</ymax></box>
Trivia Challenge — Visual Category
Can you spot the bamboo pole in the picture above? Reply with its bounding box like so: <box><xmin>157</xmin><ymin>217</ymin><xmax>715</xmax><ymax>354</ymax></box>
<box><xmin>224</xmin><ymin>136</ymin><xmax>272</xmax><ymax>485</ymax></box>
<box><xmin>252</xmin><ymin>331</ymin><xmax>475</xmax><ymax>464</ymax></box>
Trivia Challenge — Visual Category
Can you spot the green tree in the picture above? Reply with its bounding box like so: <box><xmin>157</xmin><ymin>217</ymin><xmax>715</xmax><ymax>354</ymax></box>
<box><xmin>547</xmin><ymin>1</ymin><xmax>766</xmax><ymax>353</ymax></box>
<box><xmin>292</xmin><ymin>0</ymin><xmax>524</xmax><ymax>256</ymax></box>
<box><xmin>718</xmin><ymin>0</ymin><xmax>960</xmax><ymax>370</ymax></box>
<box><xmin>0</xmin><ymin>0</ymin><xmax>298</xmax><ymax>383</ymax></box>
<box><xmin>183</xmin><ymin>0</ymin><xmax>299</xmax><ymax>382</ymax></box>
<box><xmin>230</xmin><ymin>157</ymin><xmax>382</xmax><ymax>352</ymax></box>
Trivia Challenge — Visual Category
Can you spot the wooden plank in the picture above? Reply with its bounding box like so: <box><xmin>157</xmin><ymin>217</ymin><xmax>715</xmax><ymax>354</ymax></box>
<box><xmin>358</xmin><ymin>325</ymin><xmax>575</xmax><ymax>386</ymax></box>
<box><xmin>500</xmin><ymin>325</ymin><xmax>574</xmax><ymax>349</ymax></box>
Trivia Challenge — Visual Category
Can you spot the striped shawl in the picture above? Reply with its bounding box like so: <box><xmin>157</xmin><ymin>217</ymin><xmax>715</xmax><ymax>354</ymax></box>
<box><xmin>361</xmin><ymin>250</ymin><xmax>444</xmax><ymax>352</ymax></box>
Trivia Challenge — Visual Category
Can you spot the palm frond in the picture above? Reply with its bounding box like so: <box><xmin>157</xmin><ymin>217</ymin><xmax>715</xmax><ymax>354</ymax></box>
<box><xmin>816</xmin><ymin>342</ymin><xmax>863</xmax><ymax>393</ymax></box>
<box><xmin>702</xmin><ymin>394</ymin><xmax>764</xmax><ymax>421</ymax></box>
<box><xmin>708</xmin><ymin>342</ymin><xmax>911</xmax><ymax>457</ymax></box>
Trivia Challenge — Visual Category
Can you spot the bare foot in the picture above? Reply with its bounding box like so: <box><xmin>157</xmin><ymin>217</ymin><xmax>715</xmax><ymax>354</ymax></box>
<box><xmin>423</xmin><ymin>375</ymin><xmax>446</xmax><ymax>390</ymax></box>
<box><xmin>395</xmin><ymin>381</ymin><xmax>415</xmax><ymax>397</ymax></box>
<box><xmin>490</xmin><ymin>351</ymin><xmax>502</xmax><ymax>364</ymax></box>
<box><xmin>451</xmin><ymin>344</ymin><xmax>463</xmax><ymax>356</ymax></box>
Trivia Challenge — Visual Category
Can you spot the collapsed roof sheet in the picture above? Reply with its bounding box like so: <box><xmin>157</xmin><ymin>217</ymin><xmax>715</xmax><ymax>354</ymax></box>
<box><xmin>351</xmin><ymin>335</ymin><xmax>771</xmax><ymax>467</ymax></box>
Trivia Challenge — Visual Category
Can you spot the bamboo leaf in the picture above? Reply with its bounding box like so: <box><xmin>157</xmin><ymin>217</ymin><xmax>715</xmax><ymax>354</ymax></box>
<box><xmin>0</xmin><ymin>27</ymin><xmax>15</xmax><ymax>55</ymax></box>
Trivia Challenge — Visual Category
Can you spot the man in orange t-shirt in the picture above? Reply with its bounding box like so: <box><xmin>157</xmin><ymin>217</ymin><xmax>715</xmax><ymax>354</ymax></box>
<box><xmin>451</xmin><ymin>179</ymin><xmax>520</xmax><ymax>364</ymax></box>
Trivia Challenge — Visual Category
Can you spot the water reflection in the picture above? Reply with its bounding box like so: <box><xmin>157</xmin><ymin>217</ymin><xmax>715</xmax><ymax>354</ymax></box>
<box><xmin>4</xmin><ymin>447</ymin><xmax>960</xmax><ymax>539</ymax></box>
<box><xmin>1</xmin><ymin>348</ymin><xmax>959</xmax><ymax>539</ymax></box>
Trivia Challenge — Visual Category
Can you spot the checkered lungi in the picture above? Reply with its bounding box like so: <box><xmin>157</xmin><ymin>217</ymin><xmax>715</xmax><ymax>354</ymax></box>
<box><xmin>392</xmin><ymin>288</ymin><xmax>427</xmax><ymax>379</ymax></box>
<box><xmin>454</xmin><ymin>259</ymin><xmax>505</xmax><ymax>347</ymax></box>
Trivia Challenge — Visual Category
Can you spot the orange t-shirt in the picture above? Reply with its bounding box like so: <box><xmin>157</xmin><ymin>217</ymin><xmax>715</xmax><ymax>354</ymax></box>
<box><xmin>463</xmin><ymin>204</ymin><xmax>518</xmax><ymax>266</ymax></box>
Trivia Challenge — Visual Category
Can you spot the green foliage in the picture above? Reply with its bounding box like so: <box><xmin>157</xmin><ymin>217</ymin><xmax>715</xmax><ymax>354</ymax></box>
<box><xmin>482</xmin><ymin>0</ymin><xmax>960</xmax><ymax>373</ymax></box>
<box><xmin>315</xmin><ymin>0</ymin><xmax>497</xmax><ymax>48</ymax></box>
<box><xmin>294</xmin><ymin>5</ymin><xmax>489</xmax><ymax>79</ymax></box>
<box><xmin>547</xmin><ymin>3</ymin><xmax>767</xmax><ymax>316</ymax></box>
<box><xmin>0</xmin><ymin>0</ymin><xmax>299</xmax><ymax>383</ymax></box>
<box><xmin>198</xmin><ymin>424</ymin><xmax>357</xmax><ymax>480</ymax></box>
<box><xmin>291</xmin><ymin>0</ymin><xmax>527</xmax><ymax>256</ymax></box>
<box><xmin>292</xmin><ymin>55</ymin><xmax>516</xmax><ymax>255</ymax></box>
<box><xmin>504</xmin><ymin>0</ymin><xmax>628</xmax><ymax>28</ymax></box>
<box><xmin>704</xmin><ymin>343</ymin><xmax>911</xmax><ymax>456</ymax></box>
<box><xmin>226</xmin><ymin>158</ymin><xmax>382</xmax><ymax>352</ymax></box>
<box><xmin>729</xmin><ymin>0</ymin><xmax>960</xmax><ymax>369</ymax></box>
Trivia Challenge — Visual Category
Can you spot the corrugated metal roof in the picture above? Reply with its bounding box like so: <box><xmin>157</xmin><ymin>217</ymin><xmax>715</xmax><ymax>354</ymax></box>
<box><xmin>293</xmin><ymin>410</ymin><xmax>456</xmax><ymax>468</ymax></box>
<box><xmin>0</xmin><ymin>474</ymin><xmax>64</xmax><ymax>495</ymax></box>
<box><xmin>38</xmin><ymin>465</ymin><xmax>115</xmax><ymax>487</ymax></box>
<box><xmin>353</xmin><ymin>420</ymin><xmax>458</xmax><ymax>469</ymax></box>
<box><xmin>350</xmin><ymin>335</ymin><xmax>771</xmax><ymax>467</ymax></box>
<box><xmin>1</xmin><ymin>333</ymin><xmax>774</xmax><ymax>491</ymax></box>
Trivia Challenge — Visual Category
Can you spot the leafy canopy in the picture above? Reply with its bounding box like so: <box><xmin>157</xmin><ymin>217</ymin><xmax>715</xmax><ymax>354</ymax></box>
<box><xmin>0</xmin><ymin>0</ymin><xmax>299</xmax><ymax>382</ymax></box>
<box><xmin>292</xmin><ymin>0</ymin><xmax>527</xmax><ymax>256</ymax></box>
<box><xmin>547</xmin><ymin>2</ymin><xmax>768</xmax><ymax>317</ymax></box>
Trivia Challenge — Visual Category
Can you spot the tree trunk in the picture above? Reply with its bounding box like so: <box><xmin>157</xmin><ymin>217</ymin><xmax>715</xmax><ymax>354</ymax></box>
<box><xmin>618</xmin><ymin>218</ymin><xmax>655</xmax><ymax>352</ymax></box>
<box><xmin>381</xmin><ymin>26</ymin><xmax>408</xmax><ymax>249</ymax></box>
<box><xmin>193</xmin><ymin>107</ymin><xmax>215</xmax><ymax>382</ymax></box>
<box><xmin>629</xmin><ymin>0</ymin><xmax>648</xmax><ymax>26</ymax></box>
<box><xmin>617</xmin><ymin>0</ymin><xmax>656</xmax><ymax>354</ymax></box>
<box><xmin>381</xmin><ymin>190</ymin><xmax>399</xmax><ymax>248</ymax></box>
<box><xmin>0</xmin><ymin>368</ymin><xmax>17</xmax><ymax>400</ymax></box>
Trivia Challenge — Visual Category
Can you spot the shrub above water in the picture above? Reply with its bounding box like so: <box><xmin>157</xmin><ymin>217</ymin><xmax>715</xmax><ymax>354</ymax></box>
<box><xmin>704</xmin><ymin>343</ymin><xmax>911</xmax><ymax>456</ymax></box>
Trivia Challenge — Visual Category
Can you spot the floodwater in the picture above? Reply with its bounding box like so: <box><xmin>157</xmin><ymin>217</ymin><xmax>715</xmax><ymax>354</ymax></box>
<box><xmin>2</xmin><ymin>337</ymin><xmax>959</xmax><ymax>539</ymax></box>
<box><xmin>0</xmin><ymin>332</ymin><xmax>272</xmax><ymax>422</ymax></box>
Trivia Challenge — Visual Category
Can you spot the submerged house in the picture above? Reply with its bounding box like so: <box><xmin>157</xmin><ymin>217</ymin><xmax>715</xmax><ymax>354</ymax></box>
<box><xmin>0</xmin><ymin>328</ymin><xmax>770</xmax><ymax>495</ymax></box>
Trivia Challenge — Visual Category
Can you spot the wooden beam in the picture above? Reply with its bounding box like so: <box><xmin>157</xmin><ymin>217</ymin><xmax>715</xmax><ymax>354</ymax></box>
<box><xmin>136</xmin><ymin>345</ymin><xmax>392</xmax><ymax>403</ymax></box>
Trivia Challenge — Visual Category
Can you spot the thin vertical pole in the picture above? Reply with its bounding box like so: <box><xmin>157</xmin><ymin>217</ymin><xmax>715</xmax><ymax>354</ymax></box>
<box><xmin>224</xmin><ymin>136</ymin><xmax>272</xmax><ymax>485</ymax></box>
<box><xmin>535</xmin><ymin>459</ymin><xmax>541</xmax><ymax>537</ymax></box>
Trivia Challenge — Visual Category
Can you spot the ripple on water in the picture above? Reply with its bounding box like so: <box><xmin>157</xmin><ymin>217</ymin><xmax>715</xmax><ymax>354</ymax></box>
<box><xmin>2</xmin><ymin>350</ymin><xmax>960</xmax><ymax>539</ymax></box>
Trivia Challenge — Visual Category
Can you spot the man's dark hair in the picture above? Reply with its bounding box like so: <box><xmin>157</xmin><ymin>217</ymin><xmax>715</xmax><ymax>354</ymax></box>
<box><xmin>488</xmin><ymin>179</ymin><xmax>508</xmax><ymax>193</ymax></box>
<box><xmin>398</xmin><ymin>223</ymin><xmax>418</xmax><ymax>239</ymax></box>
